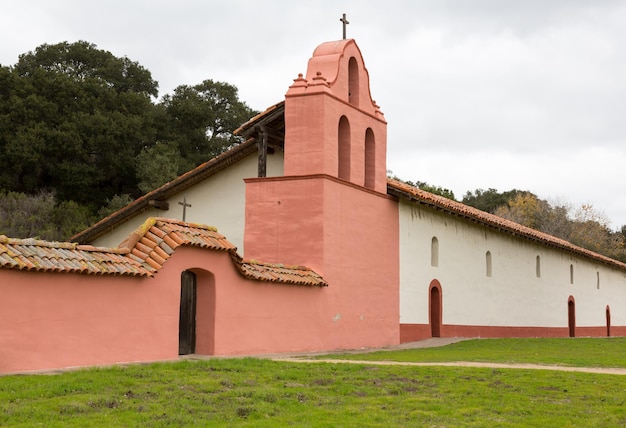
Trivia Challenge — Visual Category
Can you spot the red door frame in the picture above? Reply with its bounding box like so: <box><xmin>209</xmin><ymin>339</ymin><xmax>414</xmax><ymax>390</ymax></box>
<box><xmin>567</xmin><ymin>296</ymin><xmax>576</xmax><ymax>338</ymax></box>
<box><xmin>429</xmin><ymin>280</ymin><xmax>443</xmax><ymax>338</ymax></box>
<box><xmin>606</xmin><ymin>305</ymin><xmax>611</xmax><ymax>337</ymax></box>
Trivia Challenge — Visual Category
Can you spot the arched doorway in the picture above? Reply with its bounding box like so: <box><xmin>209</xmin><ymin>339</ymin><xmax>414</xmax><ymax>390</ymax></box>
<box><xmin>179</xmin><ymin>269</ymin><xmax>216</xmax><ymax>356</ymax></box>
<box><xmin>606</xmin><ymin>305</ymin><xmax>611</xmax><ymax>337</ymax></box>
<box><xmin>567</xmin><ymin>296</ymin><xmax>576</xmax><ymax>338</ymax></box>
<box><xmin>179</xmin><ymin>271</ymin><xmax>197</xmax><ymax>355</ymax></box>
<box><xmin>429</xmin><ymin>280</ymin><xmax>442</xmax><ymax>338</ymax></box>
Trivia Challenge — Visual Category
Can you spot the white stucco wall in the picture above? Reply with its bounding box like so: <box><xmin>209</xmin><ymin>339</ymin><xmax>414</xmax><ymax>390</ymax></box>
<box><xmin>399</xmin><ymin>200</ymin><xmax>626</xmax><ymax>329</ymax></box>
<box><xmin>91</xmin><ymin>151</ymin><xmax>284</xmax><ymax>254</ymax></box>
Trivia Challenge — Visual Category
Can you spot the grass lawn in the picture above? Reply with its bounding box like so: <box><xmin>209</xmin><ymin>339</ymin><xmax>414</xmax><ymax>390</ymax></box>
<box><xmin>1</xmin><ymin>338</ymin><xmax>625</xmax><ymax>426</ymax></box>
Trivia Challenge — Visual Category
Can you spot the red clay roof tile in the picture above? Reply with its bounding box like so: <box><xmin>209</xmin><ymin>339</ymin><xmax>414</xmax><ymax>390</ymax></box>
<box><xmin>387</xmin><ymin>178</ymin><xmax>626</xmax><ymax>272</ymax></box>
<box><xmin>236</xmin><ymin>258</ymin><xmax>328</xmax><ymax>287</ymax></box>
<box><xmin>0</xmin><ymin>219</ymin><xmax>327</xmax><ymax>287</ymax></box>
<box><xmin>0</xmin><ymin>235</ymin><xmax>146</xmax><ymax>276</ymax></box>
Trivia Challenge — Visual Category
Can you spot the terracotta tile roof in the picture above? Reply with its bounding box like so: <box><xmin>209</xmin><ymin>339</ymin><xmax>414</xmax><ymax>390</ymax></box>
<box><xmin>387</xmin><ymin>178</ymin><xmax>626</xmax><ymax>272</ymax></box>
<box><xmin>0</xmin><ymin>235</ymin><xmax>148</xmax><ymax>276</ymax></box>
<box><xmin>236</xmin><ymin>259</ymin><xmax>327</xmax><ymax>286</ymax></box>
<box><xmin>122</xmin><ymin>218</ymin><xmax>327</xmax><ymax>286</ymax></box>
<box><xmin>2</xmin><ymin>218</ymin><xmax>328</xmax><ymax>287</ymax></box>
<box><xmin>118</xmin><ymin>218</ymin><xmax>237</xmax><ymax>274</ymax></box>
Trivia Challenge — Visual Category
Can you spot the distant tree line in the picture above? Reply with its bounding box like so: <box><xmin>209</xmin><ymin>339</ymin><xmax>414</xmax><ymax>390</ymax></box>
<box><xmin>389</xmin><ymin>177</ymin><xmax>626</xmax><ymax>262</ymax></box>
<box><xmin>462</xmin><ymin>189</ymin><xmax>626</xmax><ymax>263</ymax></box>
<box><xmin>0</xmin><ymin>41</ymin><xmax>258</xmax><ymax>240</ymax></box>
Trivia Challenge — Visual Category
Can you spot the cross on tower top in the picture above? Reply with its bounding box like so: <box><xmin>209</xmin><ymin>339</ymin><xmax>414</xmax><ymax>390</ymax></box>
<box><xmin>340</xmin><ymin>13</ymin><xmax>349</xmax><ymax>40</ymax></box>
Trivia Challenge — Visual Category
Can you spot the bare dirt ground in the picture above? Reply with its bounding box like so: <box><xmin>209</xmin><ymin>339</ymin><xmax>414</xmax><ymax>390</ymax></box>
<box><xmin>272</xmin><ymin>358</ymin><xmax>626</xmax><ymax>375</ymax></box>
<box><xmin>267</xmin><ymin>338</ymin><xmax>626</xmax><ymax>376</ymax></box>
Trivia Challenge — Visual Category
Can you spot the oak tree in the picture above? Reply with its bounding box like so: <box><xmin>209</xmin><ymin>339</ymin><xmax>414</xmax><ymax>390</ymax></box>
<box><xmin>0</xmin><ymin>41</ymin><xmax>158</xmax><ymax>208</ymax></box>
<box><xmin>157</xmin><ymin>80</ymin><xmax>258</xmax><ymax>172</ymax></box>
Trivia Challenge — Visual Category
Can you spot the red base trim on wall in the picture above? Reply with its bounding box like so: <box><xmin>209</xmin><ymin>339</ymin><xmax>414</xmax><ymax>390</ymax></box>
<box><xmin>400</xmin><ymin>324</ymin><xmax>432</xmax><ymax>343</ymax></box>
<box><xmin>400</xmin><ymin>323</ymin><xmax>626</xmax><ymax>343</ymax></box>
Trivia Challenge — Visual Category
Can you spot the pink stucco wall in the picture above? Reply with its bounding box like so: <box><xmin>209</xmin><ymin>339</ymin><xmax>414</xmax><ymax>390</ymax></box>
<box><xmin>0</xmin><ymin>269</ymin><xmax>174</xmax><ymax>373</ymax></box>
<box><xmin>244</xmin><ymin>174</ymin><xmax>400</xmax><ymax>351</ymax></box>
<box><xmin>178</xmin><ymin>247</ymin><xmax>329</xmax><ymax>356</ymax></box>
<box><xmin>1</xmin><ymin>241</ymin><xmax>385</xmax><ymax>374</ymax></box>
<box><xmin>0</xmin><ymin>38</ymin><xmax>404</xmax><ymax>375</ymax></box>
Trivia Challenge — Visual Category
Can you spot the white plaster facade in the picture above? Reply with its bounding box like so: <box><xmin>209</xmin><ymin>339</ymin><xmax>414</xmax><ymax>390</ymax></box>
<box><xmin>399</xmin><ymin>200</ymin><xmax>626</xmax><ymax>330</ymax></box>
<box><xmin>92</xmin><ymin>152</ymin><xmax>284</xmax><ymax>252</ymax></box>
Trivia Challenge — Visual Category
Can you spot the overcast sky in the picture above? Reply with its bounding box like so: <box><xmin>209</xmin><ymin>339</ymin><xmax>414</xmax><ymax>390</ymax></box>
<box><xmin>2</xmin><ymin>1</ymin><xmax>626</xmax><ymax>228</ymax></box>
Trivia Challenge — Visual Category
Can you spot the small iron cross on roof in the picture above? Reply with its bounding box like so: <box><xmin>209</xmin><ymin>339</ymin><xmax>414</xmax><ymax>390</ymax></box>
<box><xmin>340</xmin><ymin>13</ymin><xmax>349</xmax><ymax>39</ymax></box>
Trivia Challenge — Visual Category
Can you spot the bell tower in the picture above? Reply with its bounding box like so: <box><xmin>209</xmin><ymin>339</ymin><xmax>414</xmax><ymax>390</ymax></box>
<box><xmin>243</xmin><ymin>39</ymin><xmax>399</xmax><ymax>350</ymax></box>
<box><xmin>283</xmin><ymin>39</ymin><xmax>388</xmax><ymax>193</ymax></box>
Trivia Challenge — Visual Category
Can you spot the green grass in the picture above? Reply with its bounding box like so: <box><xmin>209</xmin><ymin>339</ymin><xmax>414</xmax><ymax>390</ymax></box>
<box><xmin>318</xmin><ymin>337</ymin><xmax>626</xmax><ymax>368</ymax></box>
<box><xmin>1</xmin><ymin>338</ymin><xmax>626</xmax><ymax>426</ymax></box>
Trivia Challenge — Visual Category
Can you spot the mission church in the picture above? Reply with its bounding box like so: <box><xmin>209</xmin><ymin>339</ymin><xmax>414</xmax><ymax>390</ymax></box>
<box><xmin>1</xmin><ymin>36</ymin><xmax>625</xmax><ymax>374</ymax></box>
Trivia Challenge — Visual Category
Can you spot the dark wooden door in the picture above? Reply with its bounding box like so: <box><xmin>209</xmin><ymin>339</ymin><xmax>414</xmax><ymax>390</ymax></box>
<box><xmin>568</xmin><ymin>297</ymin><xmax>576</xmax><ymax>338</ymax></box>
<box><xmin>179</xmin><ymin>271</ymin><xmax>197</xmax><ymax>355</ymax></box>
<box><xmin>430</xmin><ymin>285</ymin><xmax>441</xmax><ymax>338</ymax></box>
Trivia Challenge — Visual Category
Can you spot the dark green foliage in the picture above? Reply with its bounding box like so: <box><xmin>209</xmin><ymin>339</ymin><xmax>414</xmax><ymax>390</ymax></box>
<box><xmin>135</xmin><ymin>142</ymin><xmax>180</xmax><ymax>194</ymax></box>
<box><xmin>97</xmin><ymin>194</ymin><xmax>135</xmax><ymax>219</ymax></box>
<box><xmin>156</xmin><ymin>80</ymin><xmax>258</xmax><ymax>172</ymax></box>
<box><xmin>412</xmin><ymin>180</ymin><xmax>456</xmax><ymax>200</ymax></box>
<box><xmin>389</xmin><ymin>175</ymin><xmax>456</xmax><ymax>200</ymax></box>
<box><xmin>462</xmin><ymin>188</ymin><xmax>530</xmax><ymax>213</ymax></box>
<box><xmin>0</xmin><ymin>41</ymin><xmax>158</xmax><ymax>209</ymax></box>
<box><xmin>0</xmin><ymin>41</ymin><xmax>259</xmax><ymax>239</ymax></box>
<box><xmin>0</xmin><ymin>190</ymin><xmax>94</xmax><ymax>240</ymax></box>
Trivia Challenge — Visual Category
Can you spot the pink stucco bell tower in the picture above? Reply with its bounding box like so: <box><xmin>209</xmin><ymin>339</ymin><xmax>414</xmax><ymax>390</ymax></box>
<box><xmin>244</xmin><ymin>39</ymin><xmax>399</xmax><ymax>351</ymax></box>
<box><xmin>283</xmin><ymin>39</ymin><xmax>388</xmax><ymax>193</ymax></box>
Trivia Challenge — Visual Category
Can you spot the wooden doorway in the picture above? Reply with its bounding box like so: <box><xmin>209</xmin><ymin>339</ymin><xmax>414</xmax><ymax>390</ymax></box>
<box><xmin>567</xmin><ymin>296</ymin><xmax>576</xmax><ymax>338</ymax></box>
<box><xmin>606</xmin><ymin>305</ymin><xmax>611</xmax><ymax>337</ymax></box>
<box><xmin>429</xmin><ymin>280</ymin><xmax>442</xmax><ymax>338</ymax></box>
<box><xmin>179</xmin><ymin>271</ymin><xmax>197</xmax><ymax>355</ymax></box>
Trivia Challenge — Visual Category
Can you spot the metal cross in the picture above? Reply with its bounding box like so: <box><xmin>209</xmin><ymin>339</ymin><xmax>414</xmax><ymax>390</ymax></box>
<box><xmin>340</xmin><ymin>13</ymin><xmax>349</xmax><ymax>39</ymax></box>
<box><xmin>178</xmin><ymin>195</ymin><xmax>192</xmax><ymax>221</ymax></box>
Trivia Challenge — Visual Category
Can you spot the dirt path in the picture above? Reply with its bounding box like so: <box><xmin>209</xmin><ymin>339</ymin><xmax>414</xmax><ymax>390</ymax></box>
<box><xmin>268</xmin><ymin>338</ymin><xmax>626</xmax><ymax>376</ymax></box>
<box><xmin>271</xmin><ymin>357</ymin><xmax>626</xmax><ymax>375</ymax></box>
